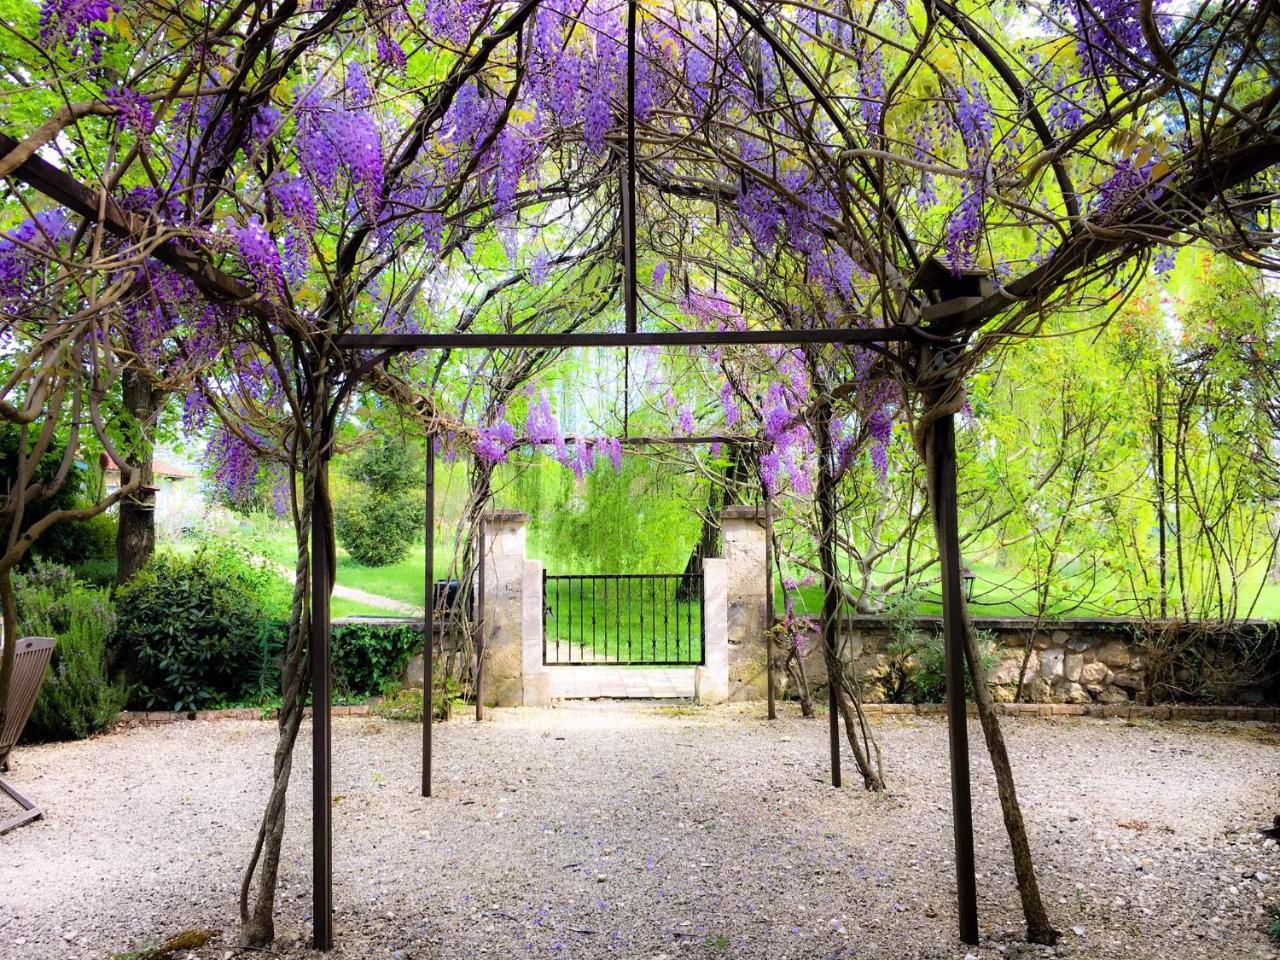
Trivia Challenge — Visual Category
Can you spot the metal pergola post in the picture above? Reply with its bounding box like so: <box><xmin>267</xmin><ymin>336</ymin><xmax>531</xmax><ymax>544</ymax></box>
<box><xmin>311</xmin><ymin>436</ymin><xmax>335</xmax><ymax>950</ymax></box>
<box><xmin>765</xmin><ymin>499</ymin><xmax>776</xmax><ymax>721</ymax></box>
<box><xmin>931</xmin><ymin>409</ymin><xmax>980</xmax><ymax>945</ymax></box>
<box><xmin>475</xmin><ymin>515</ymin><xmax>487</xmax><ymax>721</ymax></box>
<box><xmin>423</xmin><ymin>437</ymin><xmax>435</xmax><ymax>798</ymax></box>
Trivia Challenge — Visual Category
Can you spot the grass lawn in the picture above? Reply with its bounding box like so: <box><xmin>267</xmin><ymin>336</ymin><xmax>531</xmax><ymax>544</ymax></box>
<box><xmin>781</xmin><ymin>559</ymin><xmax>1280</xmax><ymax>620</ymax></box>
<box><xmin>206</xmin><ymin>513</ymin><xmax>1280</xmax><ymax>624</ymax></box>
<box><xmin>543</xmin><ymin>575</ymin><xmax>704</xmax><ymax>664</ymax></box>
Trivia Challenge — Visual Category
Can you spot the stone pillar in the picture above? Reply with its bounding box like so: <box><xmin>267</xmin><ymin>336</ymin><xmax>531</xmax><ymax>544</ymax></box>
<box><xmin>521</xmin><ymin>560</ymin><xmax>551</xmax><ymax>706</ymax></box>
<box><xmin>481</xmin><ymin>511</ymin><xmax>528</xmax><ymax>707</ymax></box>
<box><xmin>722</xmin><ymin>505</ymin><xmax>768</xmax><ymax>701</ymax></box>
<box><xmin>695</xmin><ymin>558</ymin><xmax>729</xmax><ymax>704</ymax></box>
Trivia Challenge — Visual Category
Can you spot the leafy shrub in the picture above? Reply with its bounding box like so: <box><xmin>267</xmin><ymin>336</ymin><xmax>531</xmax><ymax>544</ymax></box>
<box><xmin>111</xmin><ymin>546</ymin><xmax>276</xmax><ymax>711</ymax></box>
<box><xmin>71</xmin><ymin>556</ymin><xmax>119</xmax><ymax>588</ymax></box>
<box><xmin>881</xmin><ymin>592</ymin><xmax>926</xmax><ymax>704</ymax></box>
<box><xmin>907</xmin><ymin>629</ymin><xmax>999</xmax><ymax>704</ymax></box>
<box><xmin>372</xmin><ymin>669</ymin><xmax>463</xmax><ymax>722</ymax></box>
<box><xmin>347</xmin><ymin>440</ymin><xmax>419</xmax><ymax>494</ymax></box>
<box><xmin>334</xmin><ymin>439</ymin><xmax>423</xmax><ymax>567</ymax></box>
<box><xmin>335</xmin><ymin>497</ymin><xmax>421</xmax><ymax>566</ymax></box>
<box><xmin>33</xmin><ymin>510</ymin><xmax>118</xmax><ymax>570</ymax></box>
<box><xmin>332</xmin><ymin>622</ymin><xmax>419</xmax><ymax>698</ymax></box>
<box><xmin>14</xmin><ymin>562</ymin><xmax>125</xmax><ymax>741</ymax></box>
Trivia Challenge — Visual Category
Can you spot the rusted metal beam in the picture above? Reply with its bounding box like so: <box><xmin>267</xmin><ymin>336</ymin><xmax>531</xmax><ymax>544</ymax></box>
<box><xmin>334</xmin><ymin>328</ymin><xmax>920</xmax><ymax>350</ymax></box>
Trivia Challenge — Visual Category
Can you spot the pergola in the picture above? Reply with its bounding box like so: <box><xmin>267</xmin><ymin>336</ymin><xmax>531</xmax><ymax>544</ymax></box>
<box><xmin>321</xmin><ymin>320</ymin><xmax>982</xmax><ymax>954</ymax></box>
<box><xmin>1</xmin><ymin>7</ymin><xmax>989</xmax><ymax>949</ymax></box>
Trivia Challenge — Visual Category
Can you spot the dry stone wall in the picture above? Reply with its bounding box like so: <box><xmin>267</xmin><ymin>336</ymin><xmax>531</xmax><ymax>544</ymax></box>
<box><xmin>785</xmin><ymin>616</ymin><xmax>1279</xmax><ymax>705</ymax></box>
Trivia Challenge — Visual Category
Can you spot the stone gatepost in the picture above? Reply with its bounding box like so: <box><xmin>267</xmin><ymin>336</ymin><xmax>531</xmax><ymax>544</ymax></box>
<box><xmin>521</xmin><ymin>559</ymin><xmax>551</xmax><ymax>706</ymax></box>
<box><xmin>480</xmin><ymin>511</ymin><xmax>528</xmax><ymax>708</ymax></box>
<box><xmin>695</xmin><ymin>558</ymin><xmax>729</xmax><ymax>703</ymax></box>
<box><xmin>480</xmin><ymin>511</ymin><xmax>550</xmax><ymax>708</ymax></box>
<box><xmin>721</xmin><ymin>505</ymin><xmax>769</xmax><ymax>701</ymax></box>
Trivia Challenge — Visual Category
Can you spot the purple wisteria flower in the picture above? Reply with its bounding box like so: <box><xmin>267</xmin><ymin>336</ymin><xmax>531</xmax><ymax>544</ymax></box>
<box><xmin>232</xmin><ymin>217</ymin><xmax>288</xmax><ymax>303</ymax></box>
<box><xmin>1053</xmin><ymin>0</ymin><xmax>1170</xmax><ymax>86</ymax></box>
<box><xmin>678</xmin><ymin>404</ymin><xmax>696</xmax><ymax>436</ymax></box>
<box><xmin>476</xmin><ymin>421</ymin><xmax>516</xmax><ymax>464</ymax></box>
<box><xmin>1095</xmin><ymin>156</ymin><xmax>1166</xmax><ymax>223</ymax></box>
<box><xmin>945</xmin><ymin>82</ymin><xmax>994</xmax><ymax>272</ymax></box>
<box><xmin>106</xmin><ymin>86</ymin><xmax>155</xmax><ymax>140</ymax></box>
<box><xmin>207</xmin><ymin>429</ymin><xmax>263</xmax><ymax>504</ymax></box>
<box><xmin>39</xmin><ymin>0</ymin><xmax>119</xmax><ymax>61</ymax></box>
<box><xmin>526</xmin><ymin>391</ymin><xmax>560</xmax><ymax>445</ymax></box>
<box><xmin>600</xmin><ymin>437</ymin><xmax>623</xmax><ymax>473</ymax></box>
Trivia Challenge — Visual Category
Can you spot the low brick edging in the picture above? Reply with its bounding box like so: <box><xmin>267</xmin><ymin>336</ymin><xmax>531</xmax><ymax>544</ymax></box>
<box><xmin>120</xmin><ymin>701</ymin><xmax>1279</xmax><ymax>724</ymax></box>
<box><xmin>122</xmin><ymin>703</ymin><xmax>379</xmax><ymax>724</ymax></box>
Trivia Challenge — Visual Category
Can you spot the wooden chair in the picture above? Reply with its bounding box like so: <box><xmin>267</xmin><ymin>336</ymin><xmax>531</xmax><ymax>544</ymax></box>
<box><xmin>0</xmin><ymin>636</ymin><xmax>56</xmax><ymax>836</ymax></box>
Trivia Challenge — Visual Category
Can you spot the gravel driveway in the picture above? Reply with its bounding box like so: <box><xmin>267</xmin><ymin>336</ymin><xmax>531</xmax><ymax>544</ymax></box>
<box><xmin>2</xmin><ymin>704</ymin><xmax>1278</xmax><ymax>960</ymax></box>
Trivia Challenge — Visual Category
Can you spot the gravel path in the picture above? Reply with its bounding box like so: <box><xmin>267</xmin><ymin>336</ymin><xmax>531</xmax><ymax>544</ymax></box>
<box><xmin>2</xmin><ymin>704</ymin><xmax>1279</xmax><ymax>960</ymax></box>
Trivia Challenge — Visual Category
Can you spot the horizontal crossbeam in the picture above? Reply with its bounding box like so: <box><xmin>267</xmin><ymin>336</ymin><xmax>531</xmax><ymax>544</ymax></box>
<box><xmin>333</xmin><ymin>327</ymin><xmax>922</xmax><ymax>351</ymax></box>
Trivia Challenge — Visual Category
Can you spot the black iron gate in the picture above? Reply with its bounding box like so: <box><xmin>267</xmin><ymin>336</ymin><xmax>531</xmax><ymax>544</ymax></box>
<box><xmin>542</xmin><ymin>572</ymin><xmax>704</xmax><ymax>666</ymax></box>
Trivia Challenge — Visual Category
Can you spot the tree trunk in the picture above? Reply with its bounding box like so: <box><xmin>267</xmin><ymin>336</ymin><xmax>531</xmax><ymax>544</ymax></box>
<box><xmin>815</xmin><ymin>397</ymin><xmax>884</xmax><ymax>792</ymax></box>
<box><xmin>116</xmin><ymin>369</ymin><xmax>165</xmax><ymax>585</ymax></box>
<box><xmin>238</xmin><ymin>439</ymin><xmax>318</xmax><ymax>947</ymax></box>
<box><xmin>678</xmin><ymin>446</ymin><xmax>743</xmax><ymax>600</ymax></box>
<box><xmin>922</xmin><ymin>404</ymin><xmax>1058</xmax><ymax>946</ymax></box>
<box><xmin>783</xmin><ymin>646</ymin><xmax>816</xmax><ymax>717</ymax></box>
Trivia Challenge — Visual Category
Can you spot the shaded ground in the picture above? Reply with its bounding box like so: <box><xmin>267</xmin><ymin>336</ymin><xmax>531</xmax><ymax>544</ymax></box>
<box><xmin>2</xmin><ymin>704</ymin><xmax>1279</xmax><ymax>960</ymax></box>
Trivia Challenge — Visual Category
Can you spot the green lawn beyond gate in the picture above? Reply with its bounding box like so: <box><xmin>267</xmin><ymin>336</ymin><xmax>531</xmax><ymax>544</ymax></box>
<box><xmin>542</xmin><ymin>574</ymin><xmax>704</xmax><ymax>665</ymax></box>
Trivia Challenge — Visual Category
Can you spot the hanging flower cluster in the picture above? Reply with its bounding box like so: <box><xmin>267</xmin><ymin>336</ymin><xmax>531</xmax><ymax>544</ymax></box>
<box><xmin>106</xmin><ymin>86</ymin><xmax>155</xmax><ymax>140</ymax></box>
<box><xmin>945</xmin><ymin>82</ymin><xmax>995</xmax><ymax>273</ymax></box>
<box><xmin>39</xmin><ymin>0</ymin><xmax>119</xmax><ymax>61</ymax></box>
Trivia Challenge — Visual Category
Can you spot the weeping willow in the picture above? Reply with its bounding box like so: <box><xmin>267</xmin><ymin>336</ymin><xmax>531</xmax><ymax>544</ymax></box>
<box><xmin>494</xmin><ymin>453</ymin><xmax>702</xmax><ymax>573</ymax></box>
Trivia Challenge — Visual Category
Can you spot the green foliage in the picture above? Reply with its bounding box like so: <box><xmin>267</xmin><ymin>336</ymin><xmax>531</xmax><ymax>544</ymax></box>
<box><xmin>906</xmin><ymin>630</ymin><xmax>1000</xmax><ymax>704</ymax></box>
<box><xmin>33</xmin><ymin>511</ymin><xmax>118</xmax><ymax>572</ymax></box>
<box><xmin>335</xmin><ymin>439</ymin><xmax>424</xmax><ymax>567</ymax></box>
<box><xmin>1268</xmin><ymin>906</ymin><xmax>1280</xmax><ymax>946</ymax></box>
<box><xmin>0</xmin><ymin>426</ymin><xmax>95</xmax><ymax>559</ymax></box>
<box><xmin>335</xmin><ymin>496</ymin><xmax>422</xmax><ymax>566</ymax></box>
<box><xmin>330</xmin><ymin>622</ymin><xmax>419</xmax><ymax>699</ymax></box>
<box><xmin>505</xmin><ymin>455</ymin><xmax>700</xmax><ymax>573</ymax></box>
<box><xmin>72</xmin><ymin>556</ymin><xmax>120</xmax><ymax>588</ymax></box>
<box><xmin>111</xmin><ymin>547</ymin><xmax>276</xmax><ymax>711</ymax></box>
<box><xmin>14</xmin><ymin>562</ymin><xmax>125</xmax><ymax>741</ymax></box>
<box><xmin>881</xmin><ymin>592</ymin><xmax>927</xmax><ymax>704</ymax></box>
<box><xmin>372</xmin><ymin>668</ymin><xmax>463</xmax><ymax>722</ymax></box>
<box><xmin>347</xmin><ymin>440</ymin><xmax>420</xmax><ymax>495</ymax></box>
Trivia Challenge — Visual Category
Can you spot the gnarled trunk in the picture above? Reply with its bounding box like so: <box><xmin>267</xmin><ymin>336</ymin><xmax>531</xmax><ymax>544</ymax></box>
<box><xmin>239</xmin><ymin>436</ymin><xmax>320</xmax><ymax>947</ymax></box>
<box><xmin>921</xmin><ymin>398</ymin><xmax>1058</xmax><ymax>946</ymax></box>
<box><xmin>116</xmin><ymin>369</ymin><xmax>165</xmax><ymax>585</ymax></box>
<box><xmin>815</xmin><ymin>397</ymin><xmax>884</xmax><ymax>791</ymax></box>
